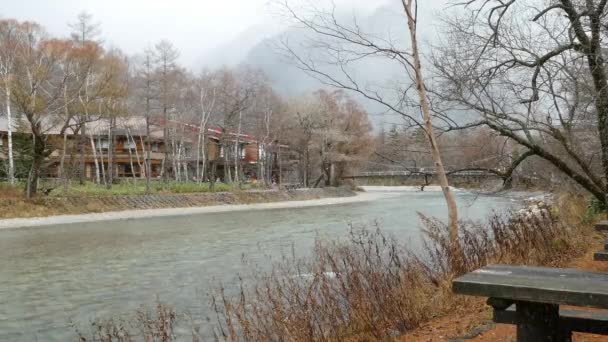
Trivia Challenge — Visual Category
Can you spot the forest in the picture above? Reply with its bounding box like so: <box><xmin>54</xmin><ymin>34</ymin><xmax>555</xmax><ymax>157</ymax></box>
<box><xmin>0</xmin><ymin>14</ymin><xmax>374</xmax><ymax>197</ymax></box>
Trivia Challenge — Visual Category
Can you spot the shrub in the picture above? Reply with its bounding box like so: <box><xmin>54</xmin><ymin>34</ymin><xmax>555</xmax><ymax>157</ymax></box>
<box><xmin>585</xmin><ymin>198</ymin><xmax>608</xmax><ymax>222</ymax></box>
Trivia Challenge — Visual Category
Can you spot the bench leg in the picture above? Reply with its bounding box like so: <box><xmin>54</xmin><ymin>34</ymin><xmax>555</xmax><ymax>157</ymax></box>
<box><xmin>515</xmin><ymin>302</ymin><xmax>571</xmax><ymax>342</ymax></box>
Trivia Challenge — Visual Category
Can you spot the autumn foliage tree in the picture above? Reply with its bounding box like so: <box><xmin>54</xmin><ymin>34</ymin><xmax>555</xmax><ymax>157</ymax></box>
<box><xmin>285</xmin><ymin>90</ymin><xmax>373</xmax><ymax>187</ymax></box>
<box><xmin>10</xmin><ymin>24</ymin><xmax>83</xmax><ymax>197</ymax></box>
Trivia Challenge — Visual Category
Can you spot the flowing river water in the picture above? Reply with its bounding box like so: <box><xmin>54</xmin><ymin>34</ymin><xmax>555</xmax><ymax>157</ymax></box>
<box><xmin>0</xmin><ymin>189</ymin><xmax>518</xmax><ymax>341</ymax></box>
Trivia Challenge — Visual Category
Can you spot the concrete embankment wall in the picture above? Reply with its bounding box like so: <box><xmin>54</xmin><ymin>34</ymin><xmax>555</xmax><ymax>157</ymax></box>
<box><xmin>0</xmin><ymin>188</ymin><xmax>356</xmax><ymax>219</ymax></box>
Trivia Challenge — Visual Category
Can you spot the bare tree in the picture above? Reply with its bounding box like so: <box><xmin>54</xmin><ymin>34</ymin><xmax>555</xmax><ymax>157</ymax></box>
<box><xmin>154</xmin><ymin>40</ymin><xmax>180</xmax><ymax>183</ymax></box>
<box><xmin>11</xmin><ymin>24</ymin><xmax>79</xmax><ymax>197</ymax></box>
<box><xmin>252</xmin><ymin>85</ymin><xmax>280</xmax><ymax>185</ymax></box>
<box><xmin>195</xmin><ymin>71</ymin><xmax>216</xmax><ymax>183</ymax></box>
<box><xmin>133</xmin><ymin>47</ymin><xmax>157</xmax><ymax>193</ymax></box>
<box><xmin>213</xmin><ymin>68</ymin><xmax>257</xmax><ymax>183</ymax></box>
<box><xmin>284</xmin><ymin>90</ymin><xmax>373</xmax><ymax>187</ymax></box>
<box><xmin>433</xmin><ymin>0</ymin><xmax>608</xmax><ymax>205</ymax></box>
<box><xmin>98</xmin><ymin>50</ymin><xmax>129</xmax><ymax>189</ymax></box>
<box><xmin>0</xmin><ymin>19</ymin><xmax>22</xmax><ymax>184</ymax></box>
<box><xmin>276</xmin><ymin>0</ymin><xmax>460</xmax><ymax>245</ymax></box>
<box><xmin>401</xmin><ymin>0</ymin><xmax>459</xmax><ymax>243</ymax></box>
<box><xmin>69</xmin><ymin>11</ymin><xmax>103</xmax><ymax>185</ymax></box>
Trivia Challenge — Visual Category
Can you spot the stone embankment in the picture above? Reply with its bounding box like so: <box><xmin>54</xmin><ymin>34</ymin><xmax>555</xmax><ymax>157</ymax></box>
<box><xmin>0</xmin><ymin>187</ymin><xmax>357</xmax><ymax>221</ymax></box>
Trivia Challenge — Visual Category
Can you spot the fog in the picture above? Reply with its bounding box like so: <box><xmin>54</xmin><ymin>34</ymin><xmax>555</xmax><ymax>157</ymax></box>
<box><xmin>4</xmin><ymin>1</ymin><xmax>449</xmax><ymax>65</ymax></box>
<box><xmin>3</xmin><ymin>0</ymin><xmax>453</xmax><ymax>126</ymax></box>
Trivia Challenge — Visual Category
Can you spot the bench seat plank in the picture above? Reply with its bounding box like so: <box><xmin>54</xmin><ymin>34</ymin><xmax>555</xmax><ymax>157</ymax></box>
<box><xmin>494</xmin><ymin>305</ymin><xmax>608</xmax><ymax>335</ymax></box>
<box><xmin>453</xmin><ymin>265</ymin><xmax>608</xmax><ymax>309</ymax></box>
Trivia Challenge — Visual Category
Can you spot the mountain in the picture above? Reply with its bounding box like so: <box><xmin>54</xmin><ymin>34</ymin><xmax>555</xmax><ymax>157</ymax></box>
<box><xmin>196</xmin><ymin>22</ymin><xmax>280</xmax><ymax>69</ymax></box>
<box><xmin>197</xmin><ymin>2</ymin><xmax>448</xmax><ymax>128</ymax></box>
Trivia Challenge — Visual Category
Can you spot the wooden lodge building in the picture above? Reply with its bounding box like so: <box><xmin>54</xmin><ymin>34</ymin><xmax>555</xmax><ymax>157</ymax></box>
<box><xmin>0</xmin><ymin>116</ymin><xmax>296</xmax><ymax>183</ymax></box>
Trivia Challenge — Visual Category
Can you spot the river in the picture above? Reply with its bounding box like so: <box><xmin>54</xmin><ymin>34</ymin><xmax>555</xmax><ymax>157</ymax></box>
<box><xmin>0</xmin><ymin>189</ymin><xmax>517</xmax><ymax>341</ymax></box>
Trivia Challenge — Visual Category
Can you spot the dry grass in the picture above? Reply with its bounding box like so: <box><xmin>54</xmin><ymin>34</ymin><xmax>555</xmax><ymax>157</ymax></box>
<box><xmin>73</xmin><ymin>302</ymin><xmax>177</xmax><ymax>342</ymax></box>
<box><xmin>210</xmin><ymin>196</ymin><xmax>594</xmax><ymax>341</ymax></box>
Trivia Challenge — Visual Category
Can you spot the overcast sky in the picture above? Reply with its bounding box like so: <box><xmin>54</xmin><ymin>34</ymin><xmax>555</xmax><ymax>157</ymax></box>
<box><xmin>2</xmin><ymin>0</ymin><xmax>412</xmax><ymax>69</ymax></box>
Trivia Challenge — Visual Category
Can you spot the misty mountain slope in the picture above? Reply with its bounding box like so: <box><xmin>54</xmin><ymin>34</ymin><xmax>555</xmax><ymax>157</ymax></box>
<box><xmin>197</xmin><ymin>23</ymin><xmax>280</xmax><ymax>69</ymax></box>
<box><xmin>201</xmin><ymin>2</ymin><xmax>459</xmax><ymax>128</ymax></box>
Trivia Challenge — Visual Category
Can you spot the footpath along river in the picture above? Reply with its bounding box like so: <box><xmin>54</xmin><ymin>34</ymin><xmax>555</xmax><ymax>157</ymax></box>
<box><xmin>0</xmin><ymin>188</ymin><xmax>518</xmax><ymax>341</ymax></box>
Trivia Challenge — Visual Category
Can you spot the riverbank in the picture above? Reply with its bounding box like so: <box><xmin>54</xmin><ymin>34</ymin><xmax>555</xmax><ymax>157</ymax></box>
<box><xmin>0</xmin><ymin>188</ymin><xmax>399</xmax><ymax>229</ymax></box>
<box><xmin>0</xmin><ymin>185</ymin><xmax>496</xmax><ymax>225</ymax></box>
<box><xmin>0</xmin><ymin>187</ymin><xmax>357</xmax><ymax>220</ymax></box>
<box><xmin>401</xmin><ymin>237</ymin><xmax>608</xmax><ymax>341</ymax></box>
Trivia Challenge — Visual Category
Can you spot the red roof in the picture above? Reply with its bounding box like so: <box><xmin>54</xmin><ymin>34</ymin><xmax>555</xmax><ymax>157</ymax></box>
<box><xmin>153</xmin><ymin>118</ymin><xmax>257</xmax><ymax>143</ymax></box>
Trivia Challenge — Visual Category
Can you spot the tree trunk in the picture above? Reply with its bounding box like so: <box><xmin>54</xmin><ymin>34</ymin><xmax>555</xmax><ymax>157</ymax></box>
<box><xmin>234</xmin><ymin>140</ymin><xmax>239</xmax><ymax>183</ymax></box>
<box><xmin>98</xmin><ymin>135</ymin><xmax>106</xmax><ymax>186</ymax></box>
<box><xmin>402</xmin><ymin>1</ymin><xmax>460</xmax><ymax>251</ymax></box>
<box><xmin>4</xmin><ymin>86</ymin><xmax>14</xmax><ymax>185</ymax></box>
<box><xmin>145</xmin><ymin>110</ymin><xmax>151</xmax><ymax>194</ymax></box>
<box><xmin>201</xmin><ymin>135</ymin><xmax>207</xmax><ymax>182</ymax></box>
<box><xmin>127</xmin><ymin>137</ymin><xmax>136</xmax><ymax>181</ymax></box>
<box><xmin>222</xmin><ymin>131</ymin><xmax>231</xmax><ymax>183</ymax></box>
<box><xmin>209</xmin><ymin>161</ymin><xmax>217</xmax><ymax>191</ymax></box>
<box><xmin>172</xmin><ymin>138</ymin><xmax>179</xmax><ymax>181</ymax></box>
<box><xmin>159</xmin><ymin>155</ymin><xmax>166</xmax><ymax>179</ymax></box>
<box><xmin>278</xmin><ymin>145</ymin><xmax>283</xmax><ymax>185</ymax></box>
<box><xmin>258</xmin><ymin>143</ymin><xmax>264</xmax><ymax>184</ymax></box>
<box><xmin>196</xmin><ymin>122</ymin><xmax>209</xmax><ymax>184</ymax></box>
<box><xmin>106</xmin><ymin>122</ymin><xmax>114</xmax><ymax>189</ymax></box>
<box><xmin>304</xmin><ymin>147</ymin><xmax>310</xmax><ymax>187</ymax></box>
<box><xmin>89</xmin><ymin>133</ymin><xmax>100</xmax><ymax>184</ymax></box>
<box><xmin>138</xmin><ymin>135</ymin><xmax>146</xmax><ymax>179</ymax></box>
<box><xmin>128</xmin><ymin>130</ymin><xmax>143</xmax><ymax>180</ymax></box>
<box><xmin>79</xmin><ymin>122</ymin><xmax>86</xmax><ymax>185</ymax></box>
<box><xmin>196</xmin><ymin>130</ymin><xmax>202</xmax><ymax>183</ymax></box>
<box><xmin>25</xmin><ymin>132</ymin><xmax>45</xmax><ymax>198</ymax></box>
<box><xmin>586</xmin><ymin>45</ymin><xmax>608</xmax><ymax>205</ymax></box>
<box><xmin>60</xmin><ymin>131</ymin><xmax>69</xmax><ymax>192</ymax></box>
<box><xmin>163</xmin><ymin>107</ymin><xmax>169</xmax><ymax>183</ymax></box>
<box><xmin>60</xmin><ymin>84</ymin><xmax>72</xmax><ymax>191</ymax></box>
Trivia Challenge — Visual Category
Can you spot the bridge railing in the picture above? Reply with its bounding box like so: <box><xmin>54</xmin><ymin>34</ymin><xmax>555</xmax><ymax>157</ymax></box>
<box><xmin>352</xmin><ymin>169</ymin><xmax>498</xmax><ymax>177</ymax></box>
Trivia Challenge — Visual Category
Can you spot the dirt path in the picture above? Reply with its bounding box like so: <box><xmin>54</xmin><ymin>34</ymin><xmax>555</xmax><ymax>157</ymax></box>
<box><xmin>401</xmin><ymin>240</ymin><xmax>608</xmax><ymax>342</ymax></box>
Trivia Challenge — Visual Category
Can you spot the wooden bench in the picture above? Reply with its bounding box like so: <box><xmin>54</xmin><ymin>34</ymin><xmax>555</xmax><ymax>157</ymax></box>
<box><xmin>594</xmin><ymin>220</ymin><xmax>608</xmax><ymax>261</ymax></box>
<box><xmin>453</xmin><ymin>264</ymin><xmax>608</xmax><ymax>341</ymax></box>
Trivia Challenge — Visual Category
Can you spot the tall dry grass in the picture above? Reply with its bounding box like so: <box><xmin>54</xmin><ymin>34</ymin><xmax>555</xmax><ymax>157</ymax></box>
<box><xmin>211</xmin><ymin>198</ymin><xmax>593</xmax><ymax>341</ymax></box>
<box><xmin>74</xmin><ymin>302</ymin><xmax>177</xmax><ymax>342</ymax></box>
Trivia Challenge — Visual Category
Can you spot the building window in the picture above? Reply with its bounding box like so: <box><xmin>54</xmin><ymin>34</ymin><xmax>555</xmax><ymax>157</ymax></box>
<box><xmin>98</xmin><ymin>139</ymin><xmax>109</xmax><ymax>149</ymax></box>
<box><xmin>240</xmin><ymin>146</ymin><xmax>246</xmax><ymax>159</ymax></box>
<box><xmin>219</xmin><ymin>146</ymin><xmax>224</xmax><ymax>158</ymax></box>
<box><xmin>0</xmin><ymin>136</ymin><xmax>3</xmax><ymax>146</ymax></box>
<box><xmin>124</xmin><ymin>140</ymin><xmax>136</xmax><ymax>150</ymax></box>
<box><xmin>151</xmin><ymin>143</ymin><xmax>159</xmax><ymax>152</ymax></box>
